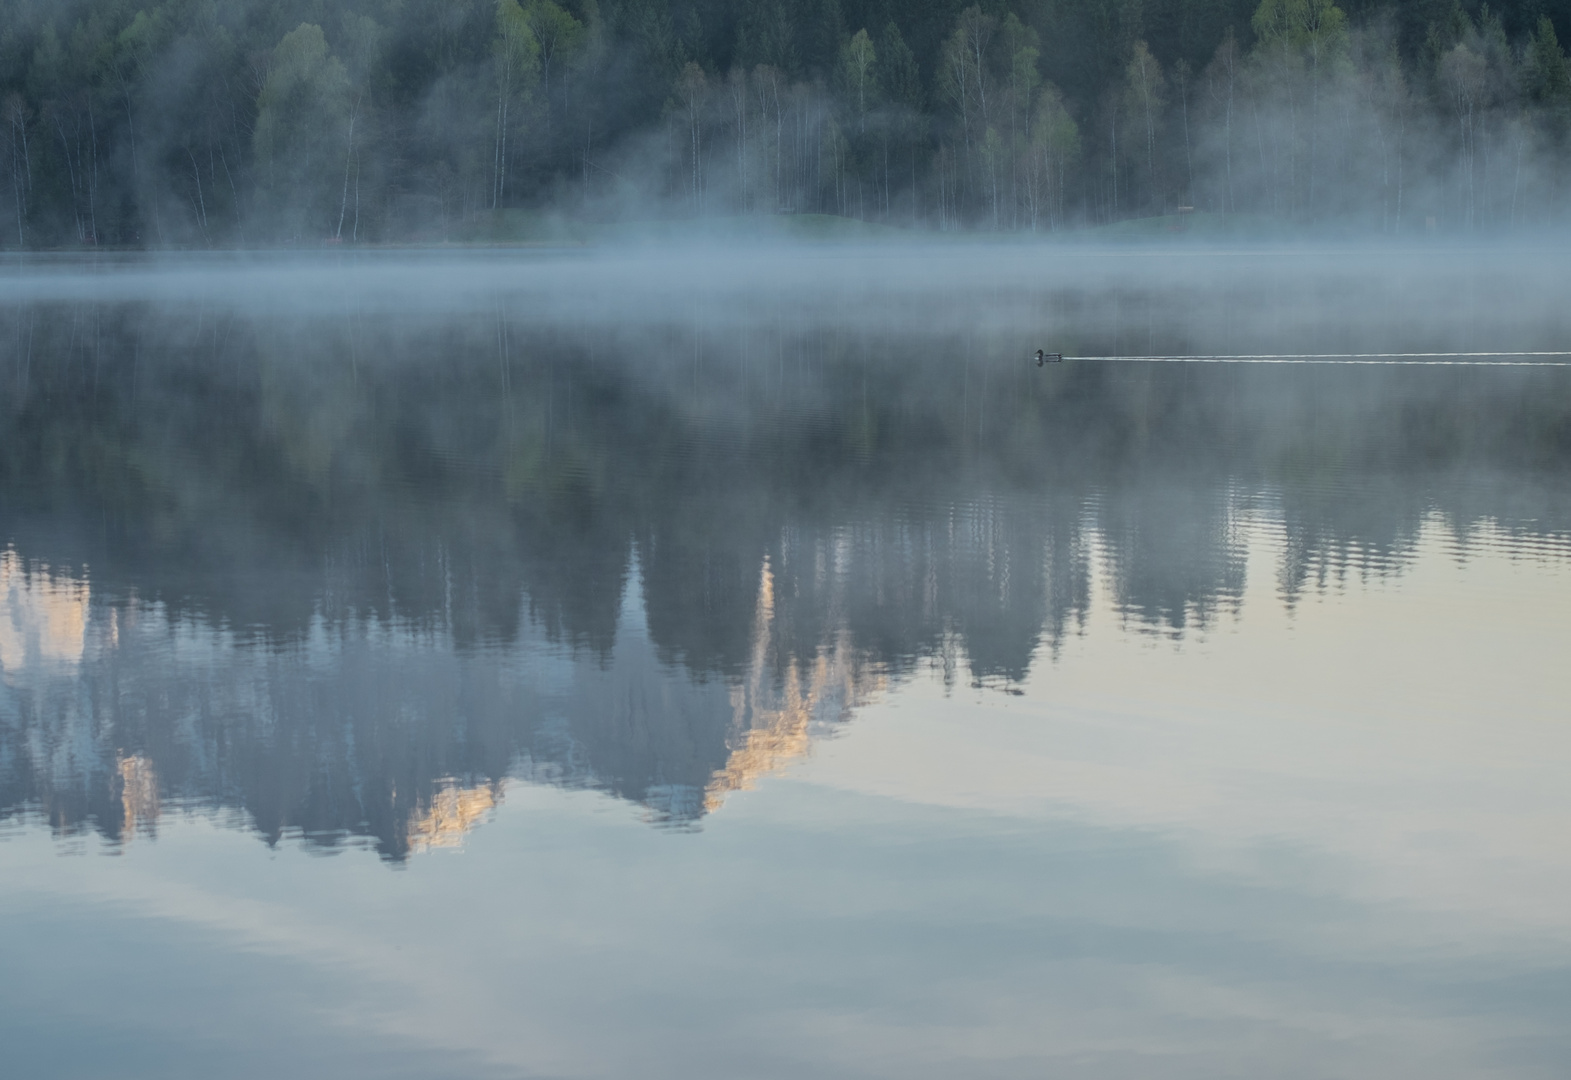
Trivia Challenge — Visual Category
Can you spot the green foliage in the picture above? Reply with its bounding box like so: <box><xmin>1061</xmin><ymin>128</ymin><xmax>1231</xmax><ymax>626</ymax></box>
<box><xmin>1526</xmin><ymin>16</ymin><xmax>1571</xmax><ymax>105</ymax></box>
<box><xmin>839</xmin><ymin>27</ymin><xmax>876</xmax><ymax>124</ymax></box>
<box><xmin>526</xmin><ymin>0</ymin><xmax>585</xmax><ymax>81</ymax></box>
<box><xmin>1033</xmin><ymin>84</ymin><xmax>1079</xmax><ymax>165</ymax></box>
<box><xmin>736</xmin><ymin>0</ymin><xmax>799</xmax><ymax>75</ymax></box>
<box><xmin>1252</xmin><ymin>0</ymin><xmax>1348</xmax><ymax>63</ymax></box>
<box><xmin>253</xmin><ymin>24</ymin><xmax>351</xmax><ymax>239</ymax></box>
<box><xmin>3</xmin><ymin>0</ymin><xmax>1571</xmax><ymax>245</ymax></box>
<box><xmin>495</xmin><ymin>0</ymin><xmax>542</xmax><ymax>94</ymax></box>
<box><xmin>877</xmin><ymin>21</ymin><xmax>921</xmax><ymax>108</ymax></box>
<box><xmin>1000</xmin><ymin>13</ymin><xmax>1040</xmax><ymax>108</ymax></box>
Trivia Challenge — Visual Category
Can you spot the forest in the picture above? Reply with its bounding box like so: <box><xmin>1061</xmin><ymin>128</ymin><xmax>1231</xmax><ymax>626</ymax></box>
<box><xmin>4</xmin><ymin>0</ymin><xmax>1571</xmax><ymax>245</ymax></box>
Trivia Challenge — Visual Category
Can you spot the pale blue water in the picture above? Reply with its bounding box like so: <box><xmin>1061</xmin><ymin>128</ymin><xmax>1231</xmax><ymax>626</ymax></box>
<box><xmin>1</xmin><ymin>249</ymin><xmax>1569</xmax><ymax>1079</ymax></box>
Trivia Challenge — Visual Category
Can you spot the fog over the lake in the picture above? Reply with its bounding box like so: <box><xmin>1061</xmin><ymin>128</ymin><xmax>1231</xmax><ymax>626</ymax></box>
<box><xmin>3</xmin><ymin>245</ymin><xmax>1569</xmax><ymax>853</ymax></box>
<box><xmin>2</xmin><ymin>242</ymin><xmax>1569</xmax><ymax>1079</ymax></box>
<box><xmin>9</xmin><ymin>243</ymin><xmax>1571</xmax><ymax>340</ymax></box>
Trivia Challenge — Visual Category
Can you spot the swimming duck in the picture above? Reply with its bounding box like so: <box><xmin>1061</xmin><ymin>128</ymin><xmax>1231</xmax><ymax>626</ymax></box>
<box><xmin>1035</xmin><ymin>349</ymin><xmax>1063</xmax><ymax>366</ymax></box>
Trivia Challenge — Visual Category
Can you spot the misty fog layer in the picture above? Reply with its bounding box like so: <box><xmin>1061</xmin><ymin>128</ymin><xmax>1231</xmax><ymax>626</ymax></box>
<box><xmin>2</xmin><ymin>249</ymin><xmax>1568</xmax><ymax>857</ymax></box>
<box><xmin>7</xmin><ymin>0</ymin><xmax>1571</xmax><ymax>246</ymax></box>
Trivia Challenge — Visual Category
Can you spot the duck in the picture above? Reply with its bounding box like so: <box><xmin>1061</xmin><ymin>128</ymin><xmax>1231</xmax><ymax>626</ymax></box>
<box><xmin>1035</xmin><ymin>349</ymin><xmax>1063</xmax><ymax>366</ymax></box>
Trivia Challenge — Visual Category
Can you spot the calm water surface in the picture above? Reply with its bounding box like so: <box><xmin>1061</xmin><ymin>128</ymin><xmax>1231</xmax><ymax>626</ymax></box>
<box><xmin>2</xmin><ymin>249</ymin><xmax>1569</xmax><ymax>1079</ymax></box>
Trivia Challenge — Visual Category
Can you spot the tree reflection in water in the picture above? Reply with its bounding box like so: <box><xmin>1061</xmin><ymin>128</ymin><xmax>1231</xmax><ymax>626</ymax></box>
<box><xmin>1</xmin><ymin>285</ymin><xmax>1568</xmax><ymax>858</ymax></box>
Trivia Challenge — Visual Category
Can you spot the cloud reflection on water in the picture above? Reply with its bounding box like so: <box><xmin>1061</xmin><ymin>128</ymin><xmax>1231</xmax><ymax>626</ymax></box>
<box><xmin>1</xmin><ymin>254</ymin><xmax>1569</xmax><ymax>856</ymax></box>
<box><xmin>0</xmin><ymin>252</ymin><xmax>1569</xmax><ymax>1078</ymax></box>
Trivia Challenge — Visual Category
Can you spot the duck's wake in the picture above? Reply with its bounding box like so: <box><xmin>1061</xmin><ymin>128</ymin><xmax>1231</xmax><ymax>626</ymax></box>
<box><xmin>1051</xmin><ymin>352</ymin><xmax>1571</xmax><ymax>366</ymax></box>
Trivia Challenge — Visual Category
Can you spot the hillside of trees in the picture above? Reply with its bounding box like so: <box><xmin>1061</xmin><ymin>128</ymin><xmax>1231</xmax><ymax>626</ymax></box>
<box><xmin>5</xmin><ymin>0</ymin><xmax>1571</xmax><ymax>245</ymax></box>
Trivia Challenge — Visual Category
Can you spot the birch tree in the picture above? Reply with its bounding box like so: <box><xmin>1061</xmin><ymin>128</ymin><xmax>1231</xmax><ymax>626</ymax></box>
<box><xmin>493</xmin><ymin>0</ymin><xmax>541</xmax><ymax>210</ymax></box>
<box><xmin>999</xmin><ymin>14</ymin><xmax>1040</xmax><ymax>227</ymax></box>
<box><xmin>939</xmin><ymin>6</ymin><xmax>998</xmax><ymax>220</ymax></box>
<box><xmin>728</xmin><ymin>68</ymin><xmax>750</xmax><ymax>211</ymax></box>
<box><xmin>1441</xmin><ymin>43</ymin><xmax>1486</xmax><ymax>228</ymax></box>
<box><xmin>840</xmin><ymin>29</ymin><xmax>876</xmax><ymax>135</ymax></box>
<box><xmin>524</xmin><ymin>0</ymin><xmax>583</xmax><ymax>142</ymax></box>
<box><xmin>753</xmin><ymin>64</ymin><xmax>786</xmax><ymax>211</ymax></box>
<box><xmin>253</xmin><ymin>24</ymin><xmax>350</xmax><ymax>239</ymax></box>
<box><xmin>1123</xmin><ymin>41</ymin><xmax>1165</xmax><ymax>211</ymax></box>
<box><xmin>675</xmin><ymin>62</ymin><xmax>708</xmax><ymax>213</ymax></box>
<box><xmin>1030</xmin><ymin>85</ymin><xmax>1079</xmax><ymax>229</ymax></box>
<box><xmin>1205</xmin><ymin>30</ymin><xmax>1240</xmax><ymax>212</ymax></box>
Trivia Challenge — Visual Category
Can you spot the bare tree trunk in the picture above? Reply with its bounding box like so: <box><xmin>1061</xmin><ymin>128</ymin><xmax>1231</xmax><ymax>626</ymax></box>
<box><xmin>11</xmin><ymin>163</ymin><xmax>21</xmax><ymax>247</ymax></box>
<box><xmin>1109</xmin><ymin>108</ymin><xmax>1118</xmax><ymax>220</ymax></box>
<box><xmin>731</xmin><ymin>72</ymin><xmax>748</xmax><ymax>212</ymax></box>
<box><xmin>55</xmin><ymin>118</ymin><xmax>83</xmax><ymax>240</ymax></box>
<box><xmin>8</xmin><ymin>109</ymin><xmax>27</xmax><ymax>245</ymax></box>
<box><xmin>116</xmin><ymin>71</ymin><xmax>162</xmax><ymax>245</ymax></box>
<box><xmin>493</xmin><ymin>83</ymin><xmax>509</xmax><ymax>210</ymax></box>
<box><xmin>1462</xmin><ymin>105</ymin><xmax>1472</xmax><ymax>229</ymax></box>
<box><xmin>338</xmin><ymin>98</ymin><xmax>359</xmax><ymax>239</ymax></box>
<box><xmin>16</xmin><ymin>113</ymin><xmax>29</xmax><ymax>194</ymax></box>
<box><xmin>582</xmin><ymin>114</ymin><xmax>593</xmax><ymax>205</ymax></box>
<box><xmin>1395</xmin><ymin>96</ymin><xmax>1405</xmax><ymax>230</ymax></box>
<box><xmin>188</xmin><ymin>147</ymin><xmax>209</xmax><ymax>240</ymax></box>
<box><xmin>691</xmin><ymin>107</ymin><xmax>701</xmax><ymax>213</ymax></box>
<box><xmin>1511</xmin><ymin>119</ymin><xmax>1524</xmax><ymax>229</ymax></box>
<box><xmin>1253</xmin><ymin>99</ymin><xmax>1268</xmax><ymax>215</ymax></box>
<box><xmin>220</xmin><ymin>144</ymin><xmax>242</xmax><ymax>242</ymax></box>
<box><xmin>1224</xmin><ymin>54</ymin><xmax>1235</xmax><ymax>211</ymax></box>
<box><xmin>1058</xmin><ymin>154</ymin><xmax>1066</xmax><ymax>227</ymax></box>
<box><xmin>1308</xmin><ymin>51</ymin><xmax>1319</xmax><ymax>215</ymax></box>
<box><xmin>88</xmin><ymin>97</ymin><xmax>99</xmax><ymax>241</ymax></box>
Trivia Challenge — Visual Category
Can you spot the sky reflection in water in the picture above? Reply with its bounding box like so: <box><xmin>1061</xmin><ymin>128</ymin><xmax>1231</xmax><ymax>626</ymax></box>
<box><xmin>1</xmin><ymin>250</ymin><xmax>1569</xmax><ymax>1079</ymax></box>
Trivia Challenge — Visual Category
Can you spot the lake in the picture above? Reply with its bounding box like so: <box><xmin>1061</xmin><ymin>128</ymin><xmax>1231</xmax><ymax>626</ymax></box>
<box><xmin>2</xmin><ymin>246</ymin><xmax>1569</xmax><ymax>1079</ymax></box>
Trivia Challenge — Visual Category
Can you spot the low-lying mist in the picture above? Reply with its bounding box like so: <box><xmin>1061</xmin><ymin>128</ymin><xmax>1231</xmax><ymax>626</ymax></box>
<box><xmin>3</xmin><ymin>245</ymin><xmax>1569</xmax><ymax>851</ymax></box>
<box><xmin>4</xmin><ymin>247</ymin><xmax>1569</xmax><ymax>635</ymax></box>
<box><xmin>8</xmin><ymin>244</ymin><xmax>1571</xmax><ymax>350</ymax></box>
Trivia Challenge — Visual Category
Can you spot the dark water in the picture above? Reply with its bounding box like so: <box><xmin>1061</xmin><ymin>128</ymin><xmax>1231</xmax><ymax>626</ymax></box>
<box><xmin>2</xmin><ymin>249</ymin><xmax>1569</xmax><ymax>1079</ymax></box>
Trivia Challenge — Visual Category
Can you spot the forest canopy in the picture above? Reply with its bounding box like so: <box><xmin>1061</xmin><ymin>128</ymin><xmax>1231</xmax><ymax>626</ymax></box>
<box><xmin>4</xmin><ymin>0</ymin><xmax>1571</xmax><ymax>245</ymax></box>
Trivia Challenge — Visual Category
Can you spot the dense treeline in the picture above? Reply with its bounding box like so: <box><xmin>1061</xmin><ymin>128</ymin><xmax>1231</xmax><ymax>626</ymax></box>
<box><xmin>5</xmin><ymin>0</ymin><xmax>1571</xmax><ymax>245</ymax></box>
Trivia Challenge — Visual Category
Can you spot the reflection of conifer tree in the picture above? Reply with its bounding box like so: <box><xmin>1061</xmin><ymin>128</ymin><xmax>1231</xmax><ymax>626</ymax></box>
<box><xmin>1099</xmin><ymin>484</ymin><xmax>1247</xmax><ymax>634</ymax></box>
<box><xmin>3</xmin><ymin>297</ymin><xmax>1571</xmax><ymax>855</ymax></box>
